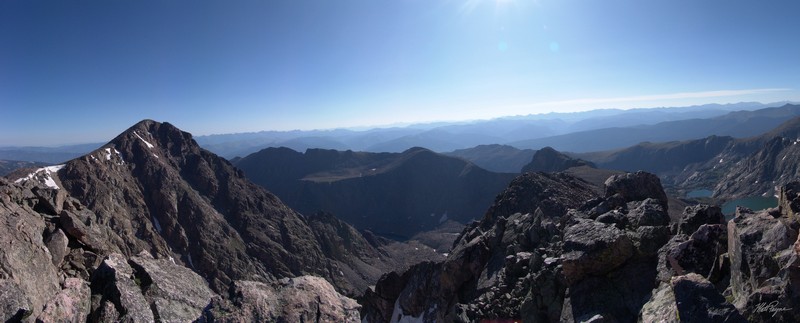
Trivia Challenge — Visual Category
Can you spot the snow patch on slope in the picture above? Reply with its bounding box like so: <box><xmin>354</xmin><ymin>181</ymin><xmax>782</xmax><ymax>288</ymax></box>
<box><xmin>102</xmin><ymin>148</ymin><xmax>125</xmax><ymax>165</ymax></box>
<box><xmin>134</xmin><ymin>131</ymin><xmax>155</xmax><ymax>148</ymax></box>
<box><xmin>14</xmin><ymin>165</ymin><xmax>65</xmax><ymax>189</ymax></box>
<box><xmin>153</xmin><ymin>216</ymin><xmax>163</xmax><ymax>233</ymax></box>
<box><xmin>389</xmin><ymin>299</ymin><xmax>427</xmax><ymax>323</ymax></box>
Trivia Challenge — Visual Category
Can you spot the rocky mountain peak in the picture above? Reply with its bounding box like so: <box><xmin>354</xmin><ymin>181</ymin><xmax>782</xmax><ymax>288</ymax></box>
<box><xmin>32</xmin><ymin>120</ymin><xmax>423</xmax><ymax>298</ymax></box>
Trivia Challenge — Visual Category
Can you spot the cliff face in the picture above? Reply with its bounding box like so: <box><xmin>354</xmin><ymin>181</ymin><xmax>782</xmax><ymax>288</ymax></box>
<box><xmin>584</xmin><ymin>116</ymin><xmax>800</xmax><ymax>200</ymax></box>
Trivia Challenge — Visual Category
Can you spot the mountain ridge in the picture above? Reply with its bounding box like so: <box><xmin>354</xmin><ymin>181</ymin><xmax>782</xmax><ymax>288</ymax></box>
<box><xmin>235</xmin><ymin>146</ymin><xmax>518</xmax><ymax>239</ymax></box>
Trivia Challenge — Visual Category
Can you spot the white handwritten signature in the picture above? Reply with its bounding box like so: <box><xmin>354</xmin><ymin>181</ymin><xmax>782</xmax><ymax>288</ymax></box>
<box><xmin>754</xmin><ymin>301</ymin><xmax>791</xmax><ymax>317</ymax></box>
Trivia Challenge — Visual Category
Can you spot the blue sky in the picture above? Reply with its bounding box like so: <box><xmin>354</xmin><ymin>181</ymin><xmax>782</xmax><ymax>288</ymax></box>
<box><xmin>2</xmin><ymin>0</ymin><xmax>800</xmax><ymax>146</ymax></box>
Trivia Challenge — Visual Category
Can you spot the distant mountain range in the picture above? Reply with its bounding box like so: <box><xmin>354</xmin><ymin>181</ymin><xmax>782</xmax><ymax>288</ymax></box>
<box><xmin>0</xmin><ymin>143</ymin><xmax>102</xmax><ymax>164</ymax></box>
<box><xmin>194</xmin><ymin>102</ymin><xmax>783</xmax><ymax>158</ymax></box>
<box><xmin>0</xmin><ymin>159</ymin><xmax>50</xmax><ymax>176</ymax></box>
<box><xmin>511</xmin><ymin>103</ymin><xmax>800</xmax><ymax>152</ymax></box>
<box><xmin>444</xmin><ymin>144</ymin><xmax>535</xmax><ymax>173</ymax></box>
<box><xmin>1</xmin><ymin>102</ymin><xmax>790</xmax><ymax>169</ymax></box>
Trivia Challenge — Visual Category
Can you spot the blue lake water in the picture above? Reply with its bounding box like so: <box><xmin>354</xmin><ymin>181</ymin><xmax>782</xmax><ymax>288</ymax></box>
<box><xmin>686</xmin><ymin>189</ymin><xmax>713</xmax><ymax>198</ymax></box>
<box><xmin>721</xmin><ymin>196</ymin><xmax>778</xmax><ymax>217</ymax></box>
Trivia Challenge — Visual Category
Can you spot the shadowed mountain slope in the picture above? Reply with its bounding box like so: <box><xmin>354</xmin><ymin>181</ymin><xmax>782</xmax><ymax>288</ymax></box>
<box><xmin>445</xmin><ymin>144</ymin><xmax>536</xmax><ymax>173</ymax></box>
<box><xmin>235</xmin><ymin>147</ymin><xmax>518</xmax><ymax>239</ymax></box>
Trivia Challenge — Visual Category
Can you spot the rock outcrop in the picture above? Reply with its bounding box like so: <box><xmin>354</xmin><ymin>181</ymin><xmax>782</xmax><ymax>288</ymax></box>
<box><xmin>206</xmin><ymin>276</ymin><xmax>360</xmax><ymax>322</ymax></box>
<box><xmin>361</xmin><ymin>171</ymin><xmax>678</xmax><ymax>322</ymax></box>
<box><xmin>362</xmin><ymin>174</ymin><xmax>800</xmax><ymax>322</ymax></box>
<box><xmin>727</xmin><ymin>206</ymin><xmax>800</xmax><ymax>322</ymax></box>
<box><xmin>671</xmin><ymin>273</ymin><xmax>746</xmax><ymax>322</ymax></box>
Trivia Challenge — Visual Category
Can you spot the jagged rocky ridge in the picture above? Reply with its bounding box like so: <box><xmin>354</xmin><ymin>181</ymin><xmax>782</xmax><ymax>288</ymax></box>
<box><xmin>0</xmin><ymin>120</ymin><xmax>441</xmax><ymax>322</ymax></box>
<box><xmin>585</xmin><ymin>114</ymin><xmax>800</xmax><ymax>200</ymax></box>
<box><xmin>361</xmin><ymin>171</ymin><xmax>800</xmax><ymax>322</ymax></box>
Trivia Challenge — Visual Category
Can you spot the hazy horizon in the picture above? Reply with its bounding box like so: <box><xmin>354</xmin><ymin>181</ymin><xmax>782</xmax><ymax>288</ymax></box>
<box><xmin>3</xmin><ymin>0</ymin><xmax>800</xmax><ymax>146</ymax></box>
<box><xmin>1</xmin><ymin>100</ymin><xmax>797</xmax><ymax>148</ymax></box>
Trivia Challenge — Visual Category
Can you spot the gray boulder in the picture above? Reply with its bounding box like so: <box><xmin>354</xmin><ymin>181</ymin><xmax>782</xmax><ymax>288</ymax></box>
<box><xmin>208</xmin><ymin>276</ymin><xmax>360</xmax><ymax>322</ymax></box>
<box><xmin>678</xmin><ymin>204</ymin><xmax>725</xmax><ymax>235</ymax></box>
<box><xmin>604</xmin><ymin>171</ymin><xmax>669</xmax><ymax>211</ymax></box>
<box><xmin>671</xmin><ymin>273</ymin><xmax>746</xmax><ymax>322</ymax></box>
<box><xmin>625</xmin><ymin>198</ymin><xmax>670</xmax><ymax>228</ymax></box>
<box><xmin>89</xmin><ymin>253</ymin><xmax>155</xmax><ymax>322</ymax></box>
<box><xmin>666</xmin><ymin>224</ymin><xmax>728</xmax><ymax>279</ymax></box>
<box><xmin>562</xmin><ymin>219</ymin><xmax>634</xmax><ymax>285</ymax></box>
<box><xmin>0</xmin><ymin>181</ymin><xmax>61</xmax><ymax>320</ymax></box>
<box><xmin>129</xmin><ymin>253</ymin><xmax>215</xmax><ymax>322</ymax></box>
<box><xmin>37</xmin><ymin>278</ymin><xmax>91</xmax><ymax>323</ymax></box>
<box><xmin>727</xmin><ymin>206</ymin><xmax>800</xmax><ymax>322</ymax></box>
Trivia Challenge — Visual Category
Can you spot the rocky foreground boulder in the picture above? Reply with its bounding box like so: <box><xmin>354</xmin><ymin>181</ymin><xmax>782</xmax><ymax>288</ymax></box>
<box><xmin>361</xmin><ymin>173</ymin><xmax>800</xmax><ymax>322</ymax></box>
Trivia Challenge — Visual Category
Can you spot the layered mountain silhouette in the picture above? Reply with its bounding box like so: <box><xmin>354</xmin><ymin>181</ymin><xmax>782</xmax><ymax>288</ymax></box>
<box><xmin>190</xmin><ymin>102</ymin><xmax>781</xmax><ymax>158</ymax></box>
<box><xmin>0</xmin><ymin>159</ymin><xmax>49</xmax><ymax>176</ymax></box>
<box><xmin>521</xmin><ymin>146</ymin><xmax>595</xmax><ymax>173</ymax></box>
<box><xmin>0</xmin><ymin>143</ymin><xmax>99</xmax><ymax>164</ymax></box>
<box><xmin>445</xmin><ymin>144</ymin><xmax>536</xmax><ymax>173</ymax></box>
<box><xmin>511</xmin><ymin>103</ymin><xmax>800</xmax><ymax>152</ymax></box>
<box><xmin>234</xmin><ymin>146</ymin><xmax>518</xmax><ymax>239</ymax></box>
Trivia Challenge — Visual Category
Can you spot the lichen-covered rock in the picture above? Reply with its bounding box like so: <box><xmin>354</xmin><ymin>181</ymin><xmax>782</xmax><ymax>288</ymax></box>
<box><xmin>630</xmin><ymin>225</ymin><xmax>672</xmax><ymax>257</ymax></box>
<box><xmin>562</xmin><ymin>219</ymin><xmax>634</xmax><ymax>285</ymax></box>
<box><xmin>727</xmin><ymin>206</ymin><xmax>800</xmax><ymax>322</ymax></box>
<box><xmin>37</xmin><ymin>278</ymin><xmax>91</xmax><ymax>323</ymax></box>
<box><xmin>639</xmin><ymin>282</ymin><xmax>678</xmax><ymax>322</ymax></box>
<box><xmin>678</xmin><ymin>204</ymin><xmax>725</xmax><ymax>235</ymax></box>
<box><xmin>45</xmin><ymin>228</ymin><xmax>69</xmax><ymax>267</ymax></box>
<box><xmin>728</xmin><ymin>208</ymin><xmax>796</xmax><ymax>308</ymax></box>
<box><xmin>208</xmin><ymin>276</ymin><xmax>360</xmax><ymax>322</ymax></box>
<box><xmin>604</xmin><ymin>171</ymin><xmax>669</xmax><ymax>211</ymax></box>
<box><xmin>671</xmin><ymin>273</ymin><xmax>746</xmax><ymax>322</ymax></box>
<box><xmin>89</xmin><ymin>253</ymin><xmax>155</xmax><ymax>323</ymax></box>
<box><xmin>0</xmin><ymin>181</ymin><xmax>61</xmax><ymax>320</ymax></box>
<box><xmin>625</xmin><ymin>198</ymin><xmax>670</xmax><ymax>228</ymax></box>
<box><xmin>0</xmin><ymin>280</ymin><xmax>31</xmax><ymax>322</ymax></box>
<box><xmin>779</xmin><ymin>181</ymin><xmax>800</xmax><ymax>221</ymax></box>
<box><xmin>666</xmin><ymin>224</ymin><xmax>728</xmax><ymax>279</ymax></box>
<box><xmin>129</xmin><ymin>253</ymin><xmax>215</xmax><ymax>322</ymax></box>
